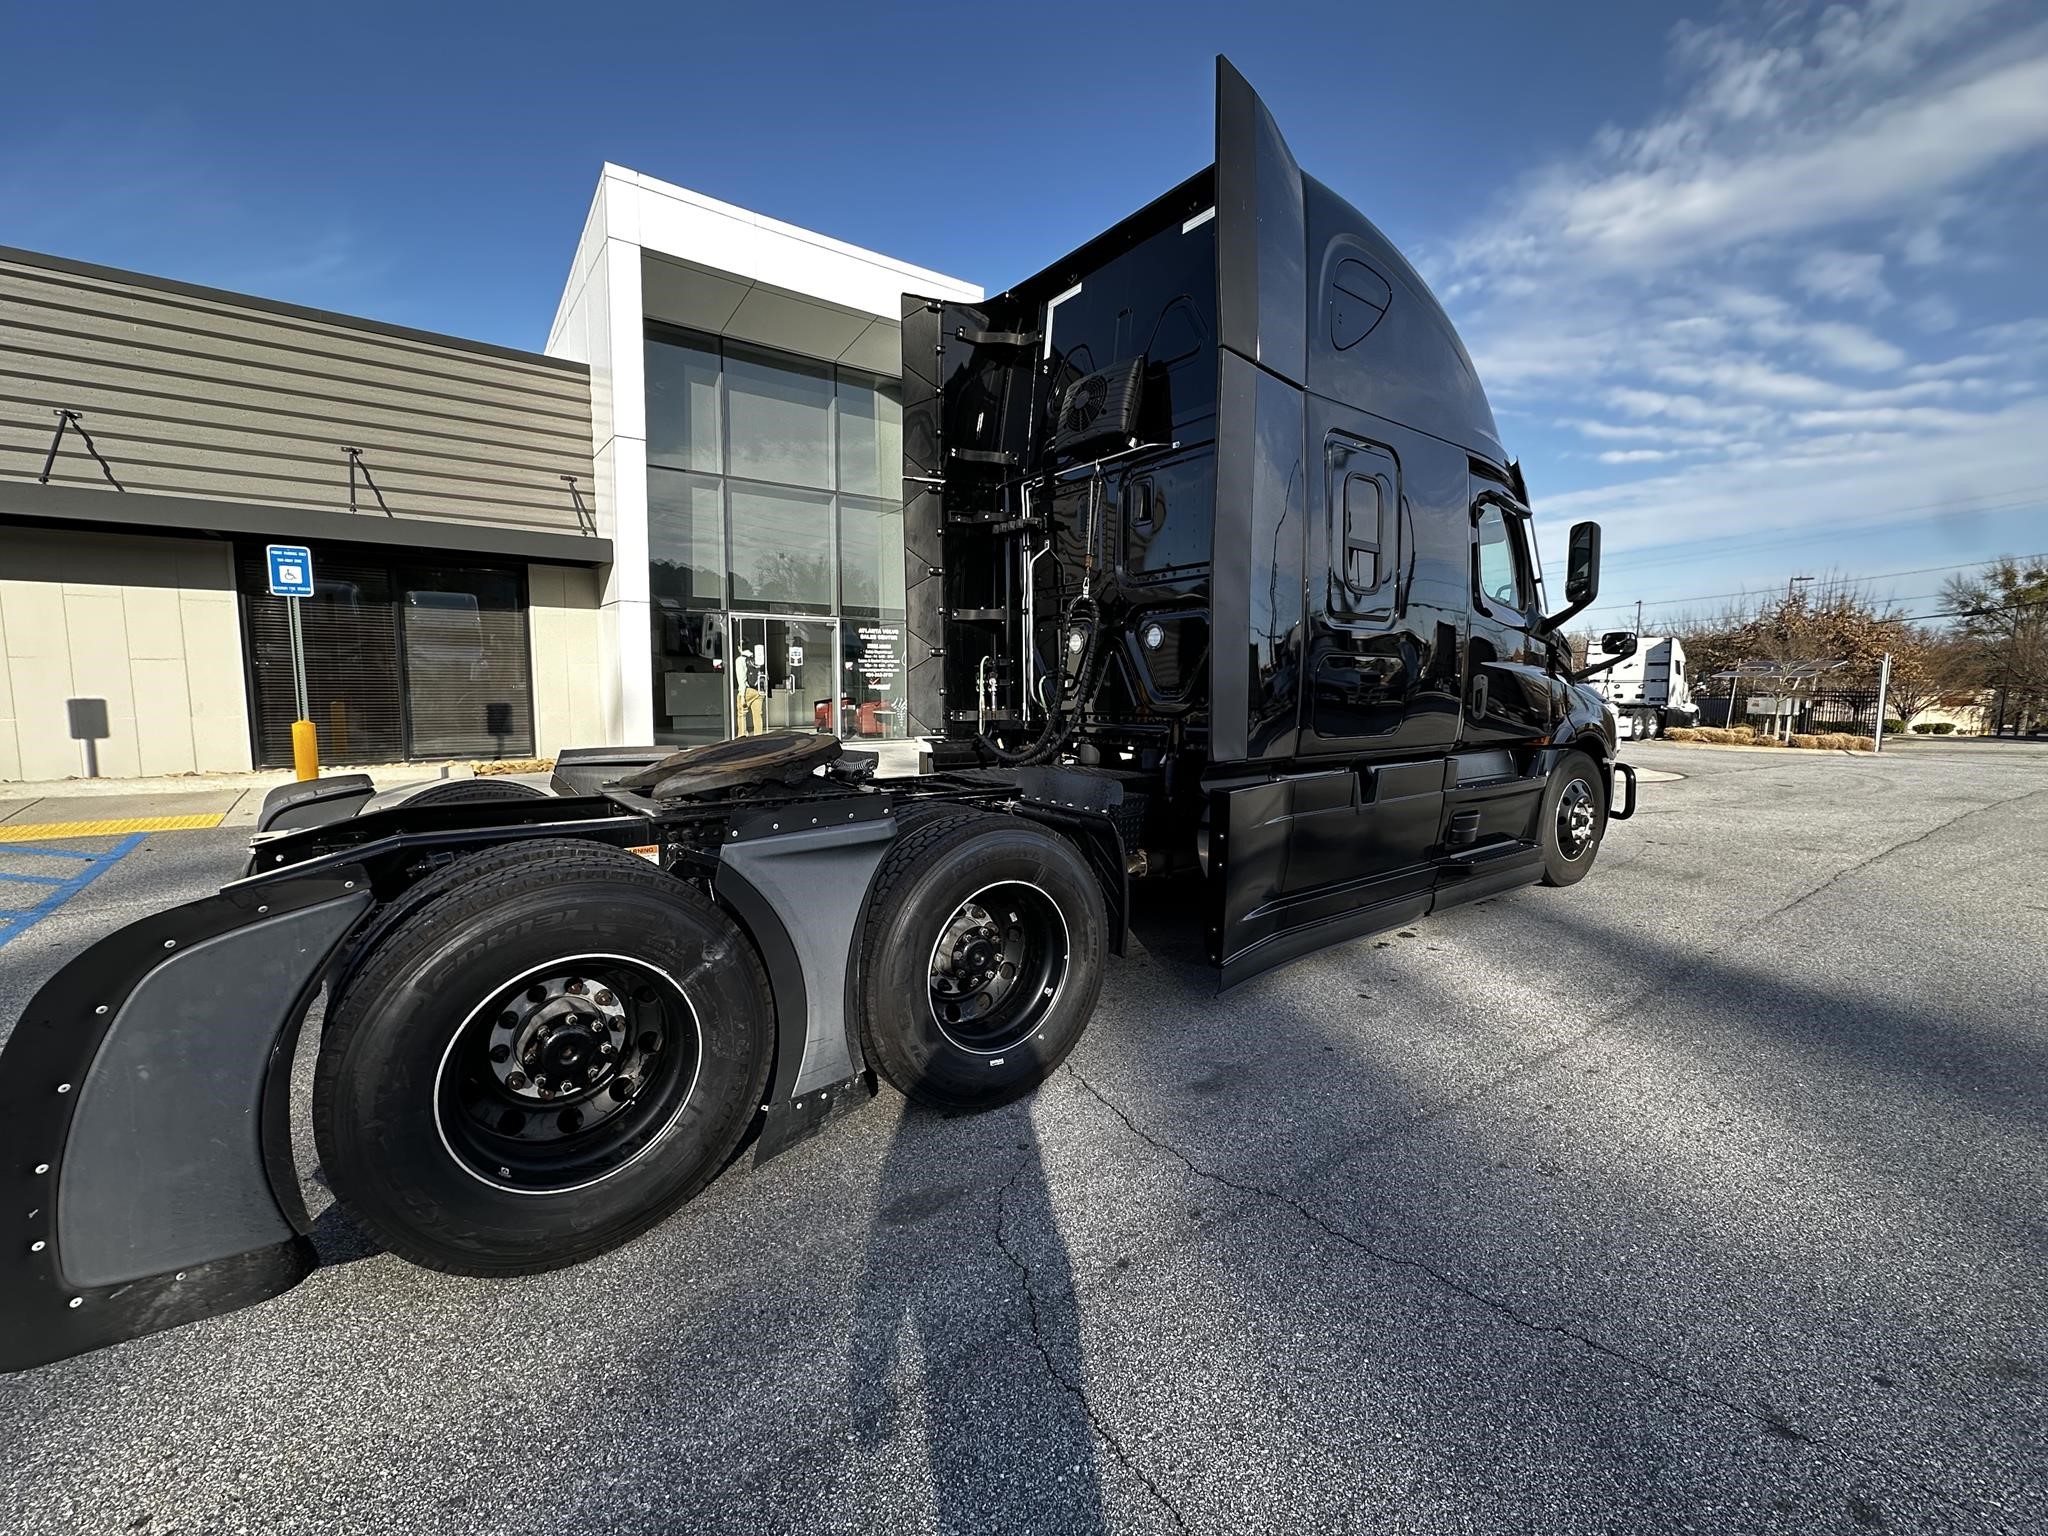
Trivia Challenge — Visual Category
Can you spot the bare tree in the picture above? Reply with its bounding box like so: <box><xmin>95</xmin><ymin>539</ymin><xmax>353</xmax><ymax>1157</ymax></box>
<box><xmin>1943</xmin><ymin>557</ymin><xmax>2048</xmax><ymax>735</ymax></box>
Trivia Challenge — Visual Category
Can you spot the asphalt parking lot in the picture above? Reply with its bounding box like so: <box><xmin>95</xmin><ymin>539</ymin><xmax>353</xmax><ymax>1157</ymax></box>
<box><xmin>2</xmin><ymin>741</ymin><xmax>2044</xmax><ymax>1535</ymax></box>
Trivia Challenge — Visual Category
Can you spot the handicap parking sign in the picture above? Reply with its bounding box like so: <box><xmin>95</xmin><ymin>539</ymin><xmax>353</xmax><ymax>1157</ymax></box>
<box><xmin>267</xmin><ymin>544</ymin><xmax>315</xmax><ymax>598</ymax></box>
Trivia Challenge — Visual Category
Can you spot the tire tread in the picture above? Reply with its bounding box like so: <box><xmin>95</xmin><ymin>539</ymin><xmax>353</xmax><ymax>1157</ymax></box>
<box><xmin>313</xmin><ymin>842</ymin><xmax>772</xmax><ymax>1276</ymax></box>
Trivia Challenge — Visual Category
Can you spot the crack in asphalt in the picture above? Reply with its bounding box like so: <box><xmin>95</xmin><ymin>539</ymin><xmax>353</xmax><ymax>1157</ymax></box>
<box><xmin>1762</xmin><ymin>783</ymin><xmax>2048</xmax><ymax>927</ymax></box>
<box><xmin>1060</xmin><ymin>1065</ymin><xmax>1992</xmax><ymax>1530</ymax></box>
<box><xmin>1284</xmin><ymin>778</ymin><xmax>2048</xmax><ymax>1189</ymax></box>
<box><xmin>989</xmin><ymin>1157</ymin><xmax>1189</xmax><ymax>1533</ymax></box>
<box><xmin>1054</xmin><ymin>779</ymin><xmax>2045</xmax><ymax>1524</ymax></box>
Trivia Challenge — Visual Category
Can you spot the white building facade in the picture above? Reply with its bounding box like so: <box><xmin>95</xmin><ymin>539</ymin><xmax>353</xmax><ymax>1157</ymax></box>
<box><xmin>545</xmin><ymin>166</ymin><xmax>980</xmax><ymax>749</ymax></box>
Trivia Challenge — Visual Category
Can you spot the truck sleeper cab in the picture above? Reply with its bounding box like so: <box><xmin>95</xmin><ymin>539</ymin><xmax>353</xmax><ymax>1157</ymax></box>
<box><xmin>0</xmin><ymin>59</ymin><xmax>1634</xmax><ymax>1372</ymax></box>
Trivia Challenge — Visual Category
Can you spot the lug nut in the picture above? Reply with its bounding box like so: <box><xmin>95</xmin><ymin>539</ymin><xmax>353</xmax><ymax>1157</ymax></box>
<box><xmin>506</xmin><ymin>1071</ymin><xmax>528</xmax><ymax>1090</ymax></box>
<box><xmin>565</xmin><ymin>978</ymin><xmax>586</xmax><ymax>995</ymax></box>
<box><xmin>533</xmin><ymin>1077</ymin><xmax>552</xmax><ymax>1096</ymax></box>
<box><xmin>599</xmin><ymin>1041</ymin><xmax>617</xmax><ymax>1057</ymax></box>
<box><xmin>594</xmin><ymin>990</ymin><xmax>616</xmax><ymax>1007</ymax></box>
<box><xmin>586</xmin><ymin>1066</ymin><xmax>602</xmax><ymax>1082</ymax></box>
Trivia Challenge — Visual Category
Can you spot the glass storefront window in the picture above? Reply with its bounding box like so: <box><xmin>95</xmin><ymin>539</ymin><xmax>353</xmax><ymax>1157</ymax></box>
<box><xmin>841</xmin><ymin>621</ymin><xmax>908</xmax><ymax>740</ymax></box>
<box><xmin>645</xmin><ymin>334</ymin><xmax>721</xmax><ymax>473</ymax></box>
<box><xmin>838</xmin><ymin>496</ymin><xmax>906</xmax><ymax>618</ymax></box>
<box><xmin>653</xmin><ymin>609</ymin><xmax>728</xmax><ymax>746</ymax></box>
<box><xmin>728</xmin><ymin>482</ymin><xmax>834</xmax><ymax>612</ymax></box>
<box><xmin>837</xmin><ymin>372</ymin><xmax>902</xmax><ymax>498</ymax></box>
<box><xmin>644</xmin><ymin>328</ymin><xmax>911</xmax><ymax>740</ymax></box>
<box><xmin>648</xmin><ymin>467</ymin><xmax>725</xmax><ymax>608</ymax></box>
<box><xmin>725</xmin><ymin>344</ymin><xmax>833</xmax><ymax>488</ymax></box>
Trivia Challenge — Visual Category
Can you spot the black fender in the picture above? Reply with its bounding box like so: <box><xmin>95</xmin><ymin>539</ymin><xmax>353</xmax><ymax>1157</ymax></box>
<box><xmin>0</xmin><ymin>865</ymin><xmax>371</xmax><ymax>1373</ymax></box>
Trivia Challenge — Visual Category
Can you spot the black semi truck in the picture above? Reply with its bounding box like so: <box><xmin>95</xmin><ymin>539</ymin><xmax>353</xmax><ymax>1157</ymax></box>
<box><xmin>0</xmin><ymin>60</ymin><xmax>1635</xmax><ymax>1371</ymax></box>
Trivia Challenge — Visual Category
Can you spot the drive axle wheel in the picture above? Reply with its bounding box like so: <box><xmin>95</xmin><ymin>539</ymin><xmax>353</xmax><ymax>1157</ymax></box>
<box><xmin>926</xmin><ymin>884</ymin><xmax>1070</xmax><ymax>1053</ymax></box>
<box><xmin>1539</xmin><ymin>749</ymin><xmax>1608</xmax><ymax>887</ymax></box>
<box><xmin>314</xmin><ymin>843</ymin><xmax>772</xmax><ymax>1275</ymax></box>
<box><xmin>860</xmin><ymin>811</ymin><xmax>1106</xmax><ymax>1111</ymax></box>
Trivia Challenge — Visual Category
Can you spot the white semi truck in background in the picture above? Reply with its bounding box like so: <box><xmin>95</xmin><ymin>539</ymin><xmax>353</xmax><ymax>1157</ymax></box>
<box><xmin>1588</xmin><ymin>635</ymin><xmax>1699</xmax><ymax>740</ymax></box>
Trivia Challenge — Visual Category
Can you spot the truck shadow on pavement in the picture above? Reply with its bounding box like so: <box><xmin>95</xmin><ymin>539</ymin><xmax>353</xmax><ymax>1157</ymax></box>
<box><xmin>9</xmin><ymin>867</ymin><xmax>2038</xmax><ymax>1535</ymax></box>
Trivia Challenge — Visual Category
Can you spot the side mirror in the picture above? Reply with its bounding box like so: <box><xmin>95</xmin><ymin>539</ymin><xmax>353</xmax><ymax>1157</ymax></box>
<box><xmin>1565</xmin><ymin>522</ymin><xmax>1601</xmax><ymax>606</ymax></box>
<box><xmin>1543</xmin><ymin>520</ymin><xmax>1602</xmax><ymax>631</ymax></box>
<box><xmin>1600</xmin><ymin>630</ymin><xmax>1638</xmax><ymax>658</ymax></box>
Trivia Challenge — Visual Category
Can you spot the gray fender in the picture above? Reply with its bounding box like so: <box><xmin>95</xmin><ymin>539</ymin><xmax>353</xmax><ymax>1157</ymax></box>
<box><xmin>0</xmin><ymin>867</ymin><xmax>370</xmax><ymax>1373</ymax></box>
<box><xmin>712</xmin><ymin>798</ymin><xmax>897</xmax><ymax>1164</ymax></box>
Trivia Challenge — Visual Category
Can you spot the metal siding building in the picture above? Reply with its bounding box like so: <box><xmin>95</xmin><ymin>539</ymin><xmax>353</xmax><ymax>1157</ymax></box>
<box><xmin>0</xmin><ymin>172</ymin><xmax>979</xmax><ymax>780</ymax></box>
<box><xmin>0</xmin><ymin>248</ymin><xmax>609</xmax><ymax>779</ymax></box>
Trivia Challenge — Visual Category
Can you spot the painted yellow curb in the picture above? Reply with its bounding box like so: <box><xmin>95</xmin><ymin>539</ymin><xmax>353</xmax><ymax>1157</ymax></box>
<box><xmin>0</xmin><ymin>813</ymin><xmax>226</xmax><ymax>842</ymax></box>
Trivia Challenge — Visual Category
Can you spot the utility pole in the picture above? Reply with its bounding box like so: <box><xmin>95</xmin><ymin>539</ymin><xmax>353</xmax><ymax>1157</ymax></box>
<box><xmin>1633</xmin><ymin>598</ymin><xmax>1643</xmax><ymax>635</ymax></box>
<box><xmin>1873</xmin><ymin>651</ymin><xmax>1892</xmax><ymax>753</ymax></box>
<box><xmin>1782</xmin><ymin>576</ymin><xmax>1813</xmax><ymax>742</ymax></box>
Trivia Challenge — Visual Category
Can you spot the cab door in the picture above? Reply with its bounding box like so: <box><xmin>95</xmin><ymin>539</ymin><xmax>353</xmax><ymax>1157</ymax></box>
<box><xmin>1463</xmin><ymin>491</ymin><xmax>1552</xmax><ymax>747</ymax></box>
<box><xmin>1300</xmin><ymin>399</ymin><xmax>1460</xmax><ymax>755</ymax></box>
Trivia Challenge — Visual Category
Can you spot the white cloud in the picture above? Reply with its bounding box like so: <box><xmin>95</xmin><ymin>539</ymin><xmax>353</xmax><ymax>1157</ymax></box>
<box><xmin>1904</xmin><ymin>353</ymin><xmax>2000</xmax><ymax>380</ymax></box>
<box><xmin>1435</xmin><ymin>0</ymin><xmax>2048</xmax><ymax>584</ymax></box>
<box><xmin>1535</xmin><ymin>396</ymin><xmax>2048</xmax><ymax>558</ymax></box>
<box><xmin>1562</xmin><ymin>419</ymin><xmax>1739</xmax><ymax>447</ymax></box>
<box><xmin>1799</xmin><ymin>320</ymin><xmax>1907</xmax><ymax>370</ymax></box>
<box><xmin>1900</xmin><ymin>222</ymin><xmax>1949</xmax><ymax>266</ymax></box>
<box><xmin>1795</xmin><ymin>249</ymin><xmax>1892</xmax><ymax>309</ymax></box>
<box><xmin>1905</xmin><ymin>296</ymin><xmax>1961</xmax><ymax>333</ymax></box>
<box><xmin>1788</xmin><ymin>406</ymin><xmax>1981</xmax><ymax>431</ymax></box>
<box><xmin>1496</xmin><ymin>39</ymin><xmax>2048</xmax><ymax>272</ymax></box>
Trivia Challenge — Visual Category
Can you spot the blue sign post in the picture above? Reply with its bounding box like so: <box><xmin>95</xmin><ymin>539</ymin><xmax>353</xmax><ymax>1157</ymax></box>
<box><xmin>266</xmin><ymin>545</ymin><xmax>318</xmax><ymax>779</ymax></box>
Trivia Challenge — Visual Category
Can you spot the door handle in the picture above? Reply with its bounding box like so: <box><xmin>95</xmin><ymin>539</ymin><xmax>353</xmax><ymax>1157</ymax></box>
<box><xmin>1471</xmin><ymin>676</ymin><xmax>1489</xmax><ymax>718</ymax></box>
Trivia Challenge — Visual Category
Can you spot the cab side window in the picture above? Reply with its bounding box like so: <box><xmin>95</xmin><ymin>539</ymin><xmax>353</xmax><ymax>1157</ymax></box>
<box><xmin>1474</xmin><ymin>501</ymin><xmax>1530</xmax><ymax>613</ymax></box>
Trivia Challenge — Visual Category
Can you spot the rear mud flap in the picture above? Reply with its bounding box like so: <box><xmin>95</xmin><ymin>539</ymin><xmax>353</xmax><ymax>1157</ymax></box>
<box><xmin>0</xmin><ymin>871</ymin><xmax>369</xmax><ymax>1372</ymax></box>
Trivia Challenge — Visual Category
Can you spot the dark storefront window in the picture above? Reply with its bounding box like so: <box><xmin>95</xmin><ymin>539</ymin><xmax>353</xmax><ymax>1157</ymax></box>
<box><xmin>728</xmin><ymin>483</ymin><xmax>834</xmax><ymax>612</ymax></box>
<box><xmin>838</xmin><ymin>495</ymin><xmax>905</xmax><ymax>618</ymax></box>
<box><xmin>649</xmin><ymin>466</ymin><xmax>725</xmax><ymax>609</ymax></box>
<box><xmin>238</xmin><ymin>545</ymin><xmax>534</xmax><ymax>766</ymax></box>
<box><xmin>644</xmin><ymin>324</ymin><xmax>907</xmax><ymax>743</ymax></box>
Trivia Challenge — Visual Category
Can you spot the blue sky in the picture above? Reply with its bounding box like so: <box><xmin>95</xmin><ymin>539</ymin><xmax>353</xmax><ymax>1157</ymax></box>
<box><xmin>5</xmin><ymin>0</ymin><xmax>2044</xmax><ymax>630</ymax></box>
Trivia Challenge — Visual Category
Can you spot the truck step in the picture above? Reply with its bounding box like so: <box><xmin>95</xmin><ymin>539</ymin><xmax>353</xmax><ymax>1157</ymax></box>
<box><xmin>1436</xmin><ymin>839</ymin><xmax>1540</xmax><ymax>880</ymax></box>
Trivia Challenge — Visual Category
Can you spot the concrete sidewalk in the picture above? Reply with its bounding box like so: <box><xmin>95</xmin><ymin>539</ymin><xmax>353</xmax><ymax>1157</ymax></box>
<box><xmin>0</xmin><ymin>739</ymin><xmax>927</xmax><ymax>838</ymax></box>
<box><xmin>0</xmin><ymin>761</ymin><xmax>493</xmax><ymax>836</ymax></box>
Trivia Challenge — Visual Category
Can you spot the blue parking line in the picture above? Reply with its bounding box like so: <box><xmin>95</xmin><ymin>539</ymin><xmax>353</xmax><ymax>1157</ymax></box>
<box><xmin>0</xmin><ymin>834</ymin><xmax>148</xmax><ymax>949</ymax></box>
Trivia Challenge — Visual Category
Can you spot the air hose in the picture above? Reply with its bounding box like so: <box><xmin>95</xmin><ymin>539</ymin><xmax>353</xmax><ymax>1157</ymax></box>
<box><xmin>978</xmin><ymin>594</ymin><xmax>1105</xmax><ymax>766</ymax></box>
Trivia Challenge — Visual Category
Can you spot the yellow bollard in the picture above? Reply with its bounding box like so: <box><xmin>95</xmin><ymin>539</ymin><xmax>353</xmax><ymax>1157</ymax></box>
<box><xmin>291</xmin><ymin>719</ymin><xmax>320</xmax><ymax>782</ymax></box>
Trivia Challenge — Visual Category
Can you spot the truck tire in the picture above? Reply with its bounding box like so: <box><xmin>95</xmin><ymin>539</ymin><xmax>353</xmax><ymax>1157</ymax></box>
<box><xmin>1539</xmin><ymin>750</ymin><xmax>1608</xmax><ymax>887</ymax></box>
<box><xmin>329</xmin><ymin>837</ymin><xmax>611</xmax><ymax>1004</ymax></box>
<box><xmin>314</xmin><ymin>843</ymin><xmax>773</xmax><ymax>1275</ymax></box>
<box><xmin>859</xmin><ymin>811</ymin><xmax>1106</xmax><ymax>1111</ymax></box>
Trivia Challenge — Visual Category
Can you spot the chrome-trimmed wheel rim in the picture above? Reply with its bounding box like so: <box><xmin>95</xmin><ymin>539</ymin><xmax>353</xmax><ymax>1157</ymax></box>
<box><xmin>1557</xmin><ymin>778</ymin><xmax>1599</xmax><ymax>861</ymax></box>
<box><xmin>433</xmin><ymin>954</ymin><xmax>702</xmax><ymax>1195</ymax></box>
<box><xmin>925</xmin><ymin>881</ymin><xmax>1070</xmax><ymax>1056</ymax></box>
